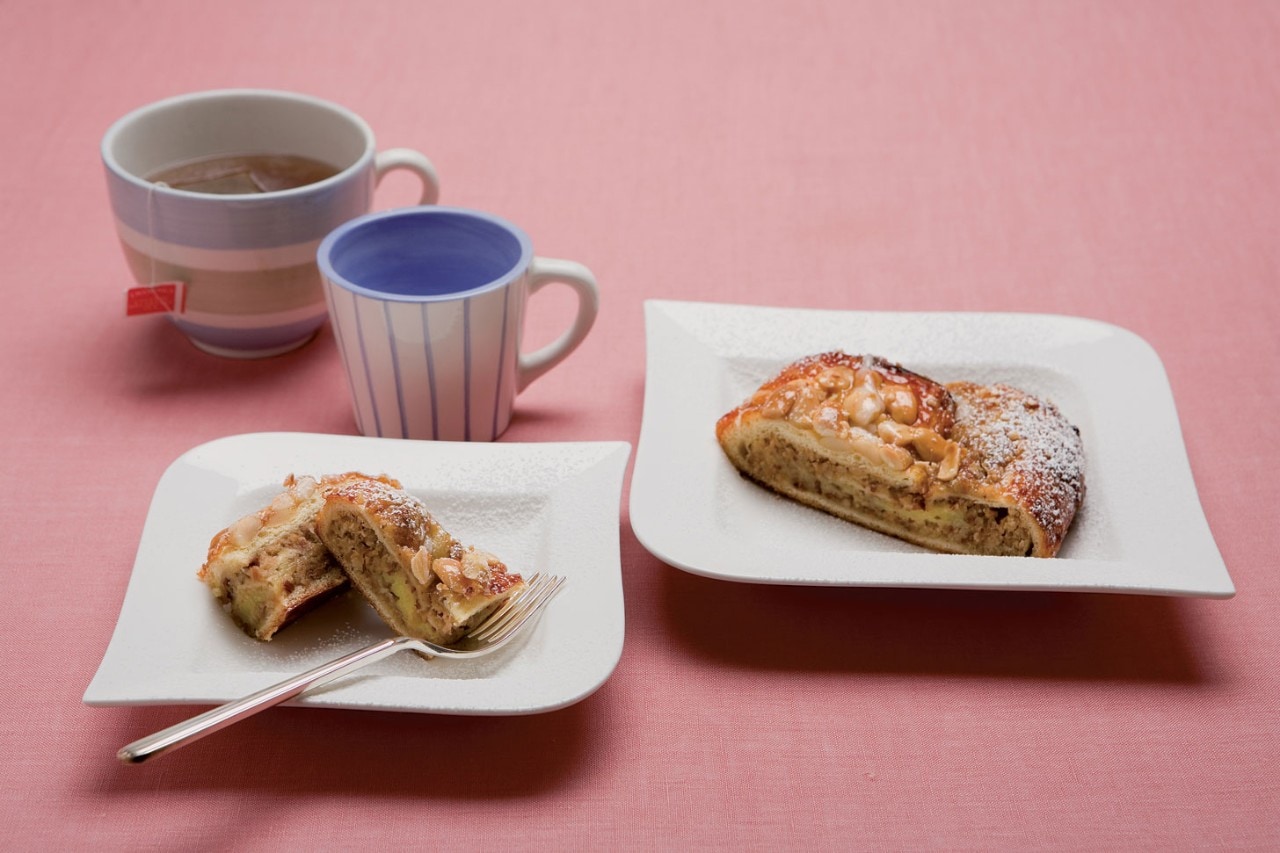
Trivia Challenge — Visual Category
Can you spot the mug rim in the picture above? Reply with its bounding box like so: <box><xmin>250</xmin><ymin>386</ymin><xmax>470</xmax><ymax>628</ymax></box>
<box><xmin>101</xmin><ymin>88</ymin><xmax>377</xmax><ymax>201</ymax></box>
<box><xmin>318</xmin><ymin>206</ymin><xmax>535</xmax><ymax>303</ymax></box>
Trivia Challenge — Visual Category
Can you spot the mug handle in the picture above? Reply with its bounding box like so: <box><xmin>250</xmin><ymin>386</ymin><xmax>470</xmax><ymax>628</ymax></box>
<box><xmin>517</xmin><ymin>258</ymin><xmax>600</xmax><ymax>392</ymax></box>
<box><xmin>374</xmin><ymin>148</ymin><xmax>440</xmax><ymax>204</ymax></box>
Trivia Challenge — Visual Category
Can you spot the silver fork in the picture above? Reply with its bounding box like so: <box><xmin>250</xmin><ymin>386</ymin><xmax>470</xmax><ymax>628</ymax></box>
<box><xmin>117</xmin><ymin>572</ymin><xmax>566</xmax><ymax>764</ymax></box>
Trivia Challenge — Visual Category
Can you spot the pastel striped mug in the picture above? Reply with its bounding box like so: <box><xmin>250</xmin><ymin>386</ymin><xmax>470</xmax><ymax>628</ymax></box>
<box><xmin>318</xmin><ymin>207</ymin><xmax>599</xmax><ymax>441</ymax></box>
<box><xmin>102</xmin><ymin>89</ymin><xmax>439</xmax><ymax>358</ymax></box>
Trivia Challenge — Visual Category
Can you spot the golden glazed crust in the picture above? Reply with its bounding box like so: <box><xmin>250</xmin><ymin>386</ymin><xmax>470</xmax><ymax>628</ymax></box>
<box><xmin>715</xmin><ymin>352</ymin><xmax>1085</xmax><ymax>557</ymax></box>
<box><xmin>315</xmin><ymin>478</ymin><xmax>525</xmax><ymax>644</ymax></box>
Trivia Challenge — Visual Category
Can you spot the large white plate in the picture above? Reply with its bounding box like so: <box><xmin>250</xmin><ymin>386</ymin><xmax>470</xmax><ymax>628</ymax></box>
<box><xmin>630</xmin><ymin>300</ymin><xmax>1232</xmax><ymax>598</ymax></box>
<box><xmin>85</xmin><ymin>433</ymin><xmax>631</xmax><ymax>714</ymax></box>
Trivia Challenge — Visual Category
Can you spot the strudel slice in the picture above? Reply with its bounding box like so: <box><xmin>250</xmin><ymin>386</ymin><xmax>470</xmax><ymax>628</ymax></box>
<box><xmin>198</xmin><ymin>473</ymin><xmax>394</xmax><ymax>640</ymax></box>
<box><xmin>715</xmin><ymin>352</ymin><xmax>1085</xmax><ymax>557</ymax></box>
<box><xmin>315</xmin><ymin>478</ymin><xmax>525</xmax><ymax>644</ymax></box>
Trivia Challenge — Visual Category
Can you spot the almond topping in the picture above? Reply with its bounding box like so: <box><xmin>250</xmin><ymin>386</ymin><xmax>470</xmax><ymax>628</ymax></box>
<box><xmin>811</xmin><ymin>405</ymin><xmax>845</xmax><ymax>437</ymax></box>
<box><xmin>854</xmin><ymin>367</ymin><xmax>883</xmax><ymax>390</ymax></box>
<box><xmin>431</xmin><ymin>557</ymin><xmax>465</xmax><ymax>592</ymax></box>
<box><xmin>877</xmin><ymin>444</ymin><xmax>915</xmax><ymax>471</ymax></box>
<box><xmin>760</xmin><ymin>389</ymin><xmax>795</xmax><ymax>419</ymax></box>
<box><xmin>410</xmin><ymin>549</ymin><xmax>435</xmax><ymax>585</ymax></box>
<box><xmin>264</xmin><ymin>492</ymin><xmax>298</xmax><ymax>527</ymax></box>
<box><xmin>877</xmin><ymin>420</ymin><xmax>914</xmax><ymax>446</ymax></box>
<box><xmin>785</xmin><ymin>384</ymin><xmax>826</xmax><ymax>427</ymax></box>
<box><xmin>461</xmin><ymin>547</ymin><xmax>505</xmax><ymax>579</ymax></box>
<box><xmin>292</xmin><ymin>476</ymin><xmax>318</xmax><ymax>500</ymax></box>
<box><xmin>910</xmin><ymin>430</ymin><xmax>951</xmax><ymax>463</ymax></box>
<box><xmin>817</xmin><ymin>366</ymin><xmax>856</xmax><ymax>391</ymax></box>
<box><xmin>937</xmin><ymin>443</ymin><xmax>961</xmax><ymax>481</ymax></box>
<box><xmin>887</xmin><ymin>387</ymin><xmax>919</xmax><ymax>425</ymax></box>
<box><xmin>228</xmin><ymin>514</ymin><xmax>263</xmax><ymax>547</ymax></box>
<box><xmin>842</xmin><ymin>387</ymin><xmax>885</xmax><ymax>428</ymax></box>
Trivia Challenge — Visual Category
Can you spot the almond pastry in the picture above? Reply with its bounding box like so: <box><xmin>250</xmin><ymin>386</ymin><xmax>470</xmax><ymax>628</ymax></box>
<box><xmin>315</xmin><ymin>477</ymin><xmax>525</xmax><ymax>644</ymax></box>
<box><xmin>715</xmin><ymin>352</ymin><xmax>1085</xmax><ymax>557</ymax></box>
<box><xmin>198</xmin><ymin>473</ymin><xmax>395</xmax><ymax>640</ymax></box>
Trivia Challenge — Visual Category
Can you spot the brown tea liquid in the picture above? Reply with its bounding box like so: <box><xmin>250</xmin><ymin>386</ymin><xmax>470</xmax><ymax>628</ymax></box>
<box><xmin>147</xmin><ymin>153</ymin><xmax>342</xmax><ymax>194</ymax></box>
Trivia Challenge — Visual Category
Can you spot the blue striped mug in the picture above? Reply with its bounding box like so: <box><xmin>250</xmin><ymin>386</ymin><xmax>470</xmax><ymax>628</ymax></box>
<box><xmin>103</xmin><ymin>89</ymin><xmax>439</xmax><ymax>358</ymax></box>
<box><xmin>318</xmin><ymin>206</ymin><xmax>599</xmax><ymax>441</ymax></box>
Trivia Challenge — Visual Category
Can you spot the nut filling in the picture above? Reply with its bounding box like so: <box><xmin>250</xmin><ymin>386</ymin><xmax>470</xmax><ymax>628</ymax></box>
<box><xmin>734</xmin><ymin>431</ymin><xmax>1035</xmax><ymax>557</ymax></box>
<box><xmin>318</xmin><ymin>504</ymin><xmax>463</xmax><ymax>644</ymax></box>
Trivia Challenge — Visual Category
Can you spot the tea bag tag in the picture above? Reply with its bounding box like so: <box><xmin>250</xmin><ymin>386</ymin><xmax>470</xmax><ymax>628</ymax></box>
<box><xmin>125</xmin><ymin>282</ymin><xmax>187</xmax><ymax>316</ymax></box>
<box><xmin>126</xmin><ymin>178</ymin><xmax>188</xmax><ymax>316</ymax></box>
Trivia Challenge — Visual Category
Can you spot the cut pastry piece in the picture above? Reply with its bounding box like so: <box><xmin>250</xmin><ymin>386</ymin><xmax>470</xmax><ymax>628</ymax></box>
<box><xmin>715</xmin><ymin>352</ymin><xmax>1085</xmax><ymax>557</ymax></box>
<box><xmin>315</xmin><ymin>478</ymin><xmax>525</xmax><ymax>645</ymax></box>
<box><xmin>198</xmin><ymin>473</ymin><xmax>397</xmax><ymax>640</ymax></box>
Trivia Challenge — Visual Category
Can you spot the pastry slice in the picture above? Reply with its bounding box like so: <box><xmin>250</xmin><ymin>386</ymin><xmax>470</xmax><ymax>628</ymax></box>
<box><xmin>198</xmin><ymin>473</ymin><xmax>396</xmax><ymax>640</ymax></box>
<box><xmin>315</xmin><ymin>478</ymin><xmax>525</xmax><ymax>644</ymax></box>
<box><xmin>715</xmin><ymin>352</ymin><xmax>1085</xmax><ymax>557</ymax></box>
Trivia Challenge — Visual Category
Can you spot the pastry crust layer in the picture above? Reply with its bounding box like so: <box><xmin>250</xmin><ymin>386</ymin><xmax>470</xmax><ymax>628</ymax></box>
<box><xmin>715</xmin><ymin>352</ymin><xmax>1085</xmax><ymax>557</ymax></box>
<box><xmin>198</xmin><ymin>473</ymin><xmax>392</xmax><ymax>640</ymax></box>
<box><xmin>315</xmin><ymin>477</ymin><xmax>525</xmax><ymax>644</ymax></box>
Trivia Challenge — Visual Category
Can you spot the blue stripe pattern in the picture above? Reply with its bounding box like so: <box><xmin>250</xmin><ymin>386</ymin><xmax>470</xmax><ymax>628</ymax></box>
<box><xmin>422</xmin><ymin>303</ymin><xmax>440</xmax><ymax>441</ymax></box>
<box><xmin>491</xmin><ymin>287</ymin><xmax>511</xmax><ymax>440</ymax></box>
<box><xmin>344</xmin><ymin>288</ymin><xmax>520</xmax><ymax>441</ymax></box>
<box><xmin>170</xmin><ymin>315</ymin><xmax>324</xmax><ymax>353</ymax></box>
<box><xmin>326</xmin><ymin>288</ymin><xmax>364</xmax><ymax>435</ymax></box>
<box><xmin>462</xmin><ymin>298</ymin><xmax>472</xmax><ymax>441</ymax></box>
<box><xmin>353</xmin><ymin>294</ymin><xmax>382</xmax><ymax>438</ymax></box>
<box><xmin>320</xmin><ymin>207</ymin><xmax>535</xmax><ymax>442</ymax></box>
<box><xmin>384</xmin><ymin>300</ymin><xmax>410</xmax><ymax>439</ymax></box>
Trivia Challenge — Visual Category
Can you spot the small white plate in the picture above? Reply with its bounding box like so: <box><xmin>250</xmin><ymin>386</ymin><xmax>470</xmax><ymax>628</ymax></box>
<box><xmin>630</xmin><ymin>300</ymin><xmax>1232</xmax><ymax>598</ymax></box>
<box><xmin>85</xmin><ymin>433</ymin><xmax>631</xmax><ymax>714</ymax></box>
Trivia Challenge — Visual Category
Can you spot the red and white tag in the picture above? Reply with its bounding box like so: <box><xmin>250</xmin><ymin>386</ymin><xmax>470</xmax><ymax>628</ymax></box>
<box><xmin>125</xmin><ymin>282</ymin><xmax>187</xmax><ymax>316</ymax></box>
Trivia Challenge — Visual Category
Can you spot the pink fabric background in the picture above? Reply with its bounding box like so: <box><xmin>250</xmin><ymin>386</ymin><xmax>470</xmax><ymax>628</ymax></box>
<box><xmin>3</xmin><ymin>0</ymin><xmax>1277</xmax><ymax>847</ymax></box>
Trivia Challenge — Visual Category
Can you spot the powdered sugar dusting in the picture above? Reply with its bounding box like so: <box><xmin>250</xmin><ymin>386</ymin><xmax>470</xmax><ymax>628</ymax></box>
<box><xmin>950</xmin><ymin>382</ymin><xmax>1086</xmax><ymax>550</ymax></box>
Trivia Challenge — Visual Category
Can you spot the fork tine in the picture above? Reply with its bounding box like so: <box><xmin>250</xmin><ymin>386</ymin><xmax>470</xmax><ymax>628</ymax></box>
<box><xmin>467</xmin><ymin>572</ymin><xmax>549</xmax><ymax>638</ymax></box>
<box><xmin>480</xmin><ymin>575</ymin><xmax>566</xmax><ymax>645</ymax></box>
<box><xmin>466</xmin><ymin>572</ymin><xmax>547</xmax><ymax>638</ymax></box>
<box><xmin>488</xmin><ymin>574</ymin><xmax>563</xmax><ymax>635</ymax></box>
<box><xmin>468</xmin><ymin>574</ymin><xmax>566</xmax><ymax>645</ymax></box>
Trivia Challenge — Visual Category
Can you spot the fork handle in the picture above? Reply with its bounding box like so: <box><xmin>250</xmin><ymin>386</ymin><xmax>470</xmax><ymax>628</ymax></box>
<box><xmin>117</xmin><ymin>636</ymin><xmax>413</xmax><ymax>764</ymax></box>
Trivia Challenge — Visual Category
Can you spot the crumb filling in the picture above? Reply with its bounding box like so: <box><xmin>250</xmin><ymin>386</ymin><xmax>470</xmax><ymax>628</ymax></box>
<box><xmin>209</xmin><ymin>528</ymin><xmax>344</xmax><ymax>639</ymax></box>
<box><xmin>320</xmin><ymin>507</ymin><xmax>471</xmax><ymax>644</ymax></box>
<box><xmin>734</xmin><ymin>432</ymin><xmax>1035</xmax><ymax>557</ymax></box>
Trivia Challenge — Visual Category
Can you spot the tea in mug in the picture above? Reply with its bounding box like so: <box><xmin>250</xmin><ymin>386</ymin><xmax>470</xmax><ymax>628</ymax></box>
<box><xmin>148</xmin><ymin>153</ymin><xmax>341</xmax><ymax>194</ymax></box>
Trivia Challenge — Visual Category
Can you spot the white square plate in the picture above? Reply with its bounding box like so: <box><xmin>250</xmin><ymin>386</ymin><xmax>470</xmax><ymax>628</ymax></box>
<box><xmin>85</xmin><ymin>433</ymin><xmax>631</xmax><ymax>713</ymax></box>
<box><xmin>630</xmin><ymin>300</ymin><xmax>1232</xmax><ymax>597</ymax></box>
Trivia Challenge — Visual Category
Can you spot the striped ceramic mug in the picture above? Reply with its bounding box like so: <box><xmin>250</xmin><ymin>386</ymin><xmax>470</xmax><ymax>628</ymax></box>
<box><xmin>102</xmin><ymin>89</ymin><xmax>439</xmax><ymax>358</ymax></box>
<box><xmin>318</xmin><ymin>206</ymin><xmax>599</xmax><ymax>441</ymax></box>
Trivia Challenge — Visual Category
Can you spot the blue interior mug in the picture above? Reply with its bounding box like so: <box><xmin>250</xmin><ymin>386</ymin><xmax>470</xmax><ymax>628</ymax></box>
<box><xmin>319</xmin><ymin>206</ymin><xmax>599</xmax><ymax>441</ymax></box>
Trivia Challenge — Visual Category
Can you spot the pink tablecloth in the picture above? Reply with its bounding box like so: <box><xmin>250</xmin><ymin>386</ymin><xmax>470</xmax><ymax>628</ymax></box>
<box><xmin>3</xmin><ymin>0</ymin><xmax>1277</xmax><ymax>848</ymax></box>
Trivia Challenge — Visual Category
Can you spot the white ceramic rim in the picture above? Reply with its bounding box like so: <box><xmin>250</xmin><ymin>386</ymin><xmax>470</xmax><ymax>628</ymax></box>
<box><xmin>100</xmin><ymin>88</ymin><xmax>377</xmax><ymax>201</ymax></box>
<box><xmin>317</xmin><ymin>205</ymin><xmax>535</xmax><ymax>304</ymax></box>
